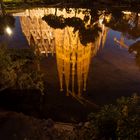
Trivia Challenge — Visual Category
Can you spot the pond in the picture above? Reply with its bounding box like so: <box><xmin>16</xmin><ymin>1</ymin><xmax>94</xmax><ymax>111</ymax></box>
<box><xmin>1</xmin><ymin>7</ymin><xmax>140</xmax><ymax>106</ymax></box>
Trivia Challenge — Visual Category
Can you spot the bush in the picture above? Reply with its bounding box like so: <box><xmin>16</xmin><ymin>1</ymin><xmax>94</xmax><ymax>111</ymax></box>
<box><xmin>0</xmin><ymin>45</ymin><xmax>44</xmax><ymax>93</ymax></box>
<box><xmin>73</xmin><ymin>95</ymin><xmax>140</xmax><ymax>140</ymax></box>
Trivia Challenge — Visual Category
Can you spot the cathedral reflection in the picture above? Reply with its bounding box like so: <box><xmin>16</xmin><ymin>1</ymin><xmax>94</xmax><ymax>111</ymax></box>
<box><xmin>55</xmin><ymin>27</ymin><xmax>92</xmax><ymax>97</ymax></box>
<box><xmin>18</xmin><ymin>8</ymin><xmax>108</xmax><ymax>97</ymax></box>
<box><xmin>20</xmin><ymin>12</ymin><xmax>55</xmax><ymax>56</ymax></box>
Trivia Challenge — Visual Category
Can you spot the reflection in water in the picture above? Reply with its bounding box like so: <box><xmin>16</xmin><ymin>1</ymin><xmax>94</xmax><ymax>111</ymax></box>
<box><xmin>111</xmin><ymin>11</ymin><xmax>140</xmax><ymax>71</ymax></box>
<box><xmin>0</xmin><ymin>15</ymin><xmax>15</xmax><ymax>35</ymax></box>
<box><xmin>115</xmin><ymin>36</ymin><xmax>140</xmax><ymax>71</ymax></box>
<box><xmin>113</xmin><ymin>11</ymin><xmax>140</xmax><ymax>43</ymax></box>
<box><xmin>55</xmin><ymin>27</ymin><xmax>92</xmax><ymax>96</ymax></box>
<box><xmin>105</xmin><ymin>10</ymin><xmax>140</xmax><ymax>40</ymax></box>
<box><xmin>19</xmin><ymin>8</ymin><xmax>108</xmax><ymax>96</ymax></box>
<box><xmin>129</xmin><ymin>41</ymin><xmax>140</xmax><ymax>68</ymax></box>
<box><xmin>20</xmin><ymin>13</ymin><xmax>55</xmax><ymax>56</ymax></box>
<box><xmin>54</xmin><ymin>25</ymin><xmax>108</xmax><ymax>96</ymax></box>
<box><xmin>114</xmin><ymin>35</ymin><xmax>129</xmax><ymax>49</ymax></box>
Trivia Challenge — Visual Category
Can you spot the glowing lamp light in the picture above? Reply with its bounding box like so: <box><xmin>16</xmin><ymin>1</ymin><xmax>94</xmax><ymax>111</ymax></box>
<box><xmin>5</xmin><ymin>27</ymin><xmax>12</xmax><ymax>36</ymax></box>
<box><xmin>99</xmin><ymin>18</ymin><xmax>104</xmax><ymax>25</ymax></box>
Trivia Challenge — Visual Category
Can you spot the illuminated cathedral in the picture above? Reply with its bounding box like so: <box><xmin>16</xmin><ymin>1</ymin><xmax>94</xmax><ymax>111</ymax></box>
<box><xmin>17</xmin><ymin>8</ymin><xmax>108</xmax><ymax>97</ymax></box>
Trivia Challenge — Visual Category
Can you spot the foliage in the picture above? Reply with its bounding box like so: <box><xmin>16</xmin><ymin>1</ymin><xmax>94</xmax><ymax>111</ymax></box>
<box><xmin>2</xmin><ymin>0</ymin><xmax>140</xmax><ymax>6</ymax></box>
<box><xmin>72</xmin><ymin>94</ymin><xmax>140</xmax><ymax>140</ymax></box>
<box><xmin>0</xmin><ymin>95</ymin><xmax>140</xmax><ymax>140</ymax></box>
<box><xmin>0</xmin><ymin>45</ymin><xmax>44</xmax><ymax>93</ymax></box>
<box><xmin>18</xmin><ymin>72</ymin><xmax>44</xmax><ymax>93</ymax></box>
<box><xmin>129</xmin><ymin>41</ymin><xmax>140</xmax><ymax>69</ymax></box>
<box><xmin>0</xmin><ymin>45</ymin><xmax>17</xmax><ymax>90</ymax></box>
<box><xmin>116</xmin><ymin>94</ymin><xmax>140</xmax><ymax>140</ymax></box>
<box><xmin>104</xmin><ymin>9</ymin><xmax>140</xmax><ymax>40</ymax></box>
<box><xmin>42</xmin><ymin>14</ymin><xmax>101</xmax><ymax>45</ymax></box>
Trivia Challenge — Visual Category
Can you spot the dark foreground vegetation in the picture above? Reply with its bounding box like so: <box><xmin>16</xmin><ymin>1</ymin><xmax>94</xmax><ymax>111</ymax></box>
<box><xmin>0</xmin><ymin>45</ymin><xmax>44</xmax><ymax>93</ymax></box>
<box><xmin>2</xmin><ymin>0</ymin><xmax>140</xmax><ymax>9</ymax></box>
<box><xmin>0</xmin><ymin>95</ymin><xmax>140</xmax><ymax>140</ymax></box>
<box><xmin>0</xmin><ymin>44</ymin><xmax>140</xmax><ymax>139</ymax></box>
<box><xmin>0</xmin><ymin>4</ymin><xmax>140</xmax><ymax>139</ymax></box>
<box><xmin>0</xmin><ymin>45</ymin><xmax>139</xmax><ymax>138</ymax></box>
<box><xmin>0</xmin><ymin>45</ymin><xmax>93</xmax><ymax>122</ymax></box>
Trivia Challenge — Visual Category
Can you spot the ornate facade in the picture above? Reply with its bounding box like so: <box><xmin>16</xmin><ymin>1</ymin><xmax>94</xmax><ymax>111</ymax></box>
<box><xmin>17</xmin><ymin>8</ymin><xmax>108</xmax><ymax>96</ymax></box>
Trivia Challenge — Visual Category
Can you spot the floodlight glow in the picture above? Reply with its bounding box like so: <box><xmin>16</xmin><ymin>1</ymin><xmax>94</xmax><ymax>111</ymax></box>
<box><xmin>5</xmin><ymin>27</ymin><xmax>12</xmax><ymax>35</ymax></box>
<box><xmin>99</xmin><ymin>18</ymin><xmax>104</xmax><ymax>25</ymax></box>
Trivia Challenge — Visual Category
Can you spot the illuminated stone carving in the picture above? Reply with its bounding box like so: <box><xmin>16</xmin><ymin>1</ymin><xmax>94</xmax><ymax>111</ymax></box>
<box><xmin>54</xmin><ymin>24</ymin><xmax>108</xmax><ymax>96</ymax></box>
<box><xmin>18</xmin><ymin>8</ymin><xmax>108</xmax><ymax>96</ymax></box>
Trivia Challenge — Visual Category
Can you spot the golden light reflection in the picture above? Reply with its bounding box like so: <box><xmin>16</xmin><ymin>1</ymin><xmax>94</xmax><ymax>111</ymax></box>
<box><xmin>55</xmin><ymin>27</ymin><xmax>92</xmax><ymax>96</ymax></box>
<box><xmin>55</xmin><ymin>25</ymin><xmax>108</xmax><ymax>97</ymax></box>
<box><xmin>20</xmin><ymin>15</ymin><xmax>55</xmax><ymax>56</ymax></box>
<box><xmin>18</xmin><ymin>8</ymin><xmax>108</xmax><ymax>97</ymax></box>
<box><xmin>5</xmin><ymin>26</ymin><xmax>12</xmax><ymax>36</ymax></box>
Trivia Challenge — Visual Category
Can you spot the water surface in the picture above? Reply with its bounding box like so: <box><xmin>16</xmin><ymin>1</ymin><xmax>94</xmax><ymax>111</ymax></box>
<box><xmin>1</xmin><ymin>8</ymin><xmax>140</xmax><ymax>105</ymax></box>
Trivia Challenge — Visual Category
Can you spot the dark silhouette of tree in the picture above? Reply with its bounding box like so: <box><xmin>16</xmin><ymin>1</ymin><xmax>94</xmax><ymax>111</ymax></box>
<box><xmin>73</xmin><ymin>95</ymin><xmax>140</xmax><ymax>140</ymax></box>
<box><xmin>42</xmin><ymin>12</ymin><xmax>102</xmax><ymax>45</ymax></box>
<box><xmin>104</xmin><ymin>9</ymin><xmax>140</xmax><ymax>40</ymax></box>
<box><xmin>129</xmin><ymin>41</ymin><xmax>140</xmax><ymax>68</ymax></box>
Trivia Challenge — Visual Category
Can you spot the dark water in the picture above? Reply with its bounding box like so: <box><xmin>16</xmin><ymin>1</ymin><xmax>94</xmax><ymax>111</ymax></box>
<box><xmin>1</xmin><ymin>8</ymin><xmax>140</xmax><ymax>106</ymax></box>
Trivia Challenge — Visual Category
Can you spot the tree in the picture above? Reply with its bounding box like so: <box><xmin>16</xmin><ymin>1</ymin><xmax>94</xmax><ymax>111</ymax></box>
<box><xmin>129</xmin><ymin>41</ymin><xmax>140</xmax><ymax>68</ymax></box>
<box><xmin>72</xmin><ymin>95</ymin><xmax>140</xmax><ymax>140</ymax></box>
<box><xmin>0</xmin><ymin>45</ymin><xmax>44</xmax><ymax>94</ymax></box>
<box><xmin>42</xmin><ymin>12</ymin><xmax>102</xmax><ymax>45</ymax></box>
